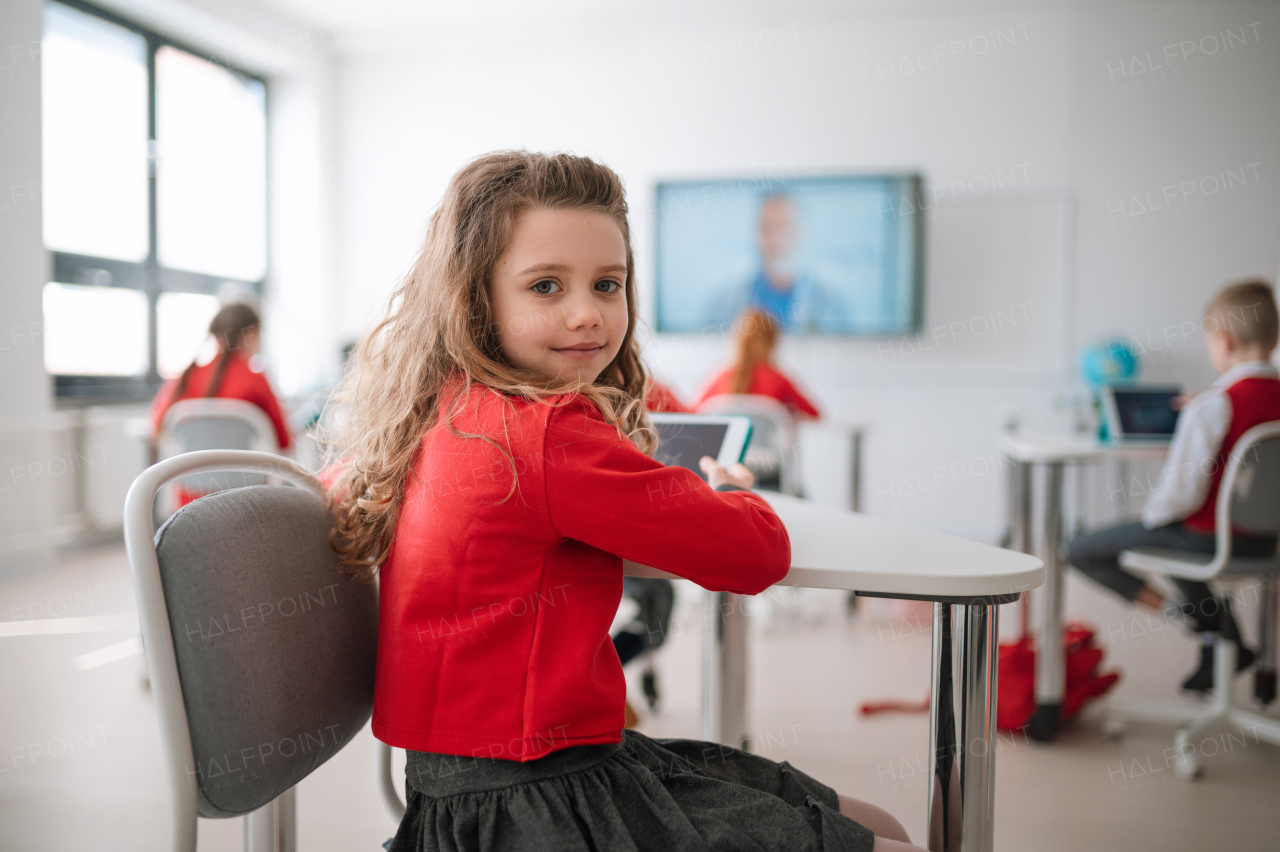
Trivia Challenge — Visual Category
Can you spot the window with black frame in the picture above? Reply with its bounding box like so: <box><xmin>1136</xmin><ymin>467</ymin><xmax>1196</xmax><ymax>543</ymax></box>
<box><xmin>41</xmin><ymin>0</ymin><xmax>267</xmax><ymax>401</ymax></box>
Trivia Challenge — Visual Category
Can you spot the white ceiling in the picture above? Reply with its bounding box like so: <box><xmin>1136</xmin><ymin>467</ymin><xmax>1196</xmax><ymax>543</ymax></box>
<box><xmin>248</xmin><ymin>0</ymin><xmax>1082</xmax><ymax>36</ymax></box>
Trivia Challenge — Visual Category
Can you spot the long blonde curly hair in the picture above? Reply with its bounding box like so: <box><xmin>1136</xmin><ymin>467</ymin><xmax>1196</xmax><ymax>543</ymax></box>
<box><xmin>323</xmin><ymin>150</ymin><xmax>656</xmax><ymax>582</ymax></box>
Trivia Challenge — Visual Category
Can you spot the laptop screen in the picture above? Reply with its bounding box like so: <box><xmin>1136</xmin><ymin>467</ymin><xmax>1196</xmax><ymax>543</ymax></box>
<box><xmin>1112</xmin><ymin>389</ymin><xmax>1180</xmax><ymax>438</ymax></box>
<box><xmin>653</xmin><ymin>422</ymin><xmax>730</xmax><ymax>481</ymax></box>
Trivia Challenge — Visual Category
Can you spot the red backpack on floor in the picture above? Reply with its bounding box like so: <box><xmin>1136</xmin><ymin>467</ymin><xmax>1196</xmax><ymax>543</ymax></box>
<box><xmin>858</xmin><ymin>596</ymin><xmax>1120</xmax><ymax>729</ymax></box>
<box><xmin>995</xmin><ymin>597</ymin><xmax>1121</xmax><ymax>731</ymax></box>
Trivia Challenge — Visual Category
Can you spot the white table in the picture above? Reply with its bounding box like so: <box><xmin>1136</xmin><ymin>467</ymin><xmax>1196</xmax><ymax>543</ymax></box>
<box><xmin>999</xmin><ymin>432</ymin><xmax>1167</xmax><ymax>741</ymax></box>
<box><xmin>627</xmin><ymin>492</ymin><xmax>1043</xmax><ymax>852</ymax></box>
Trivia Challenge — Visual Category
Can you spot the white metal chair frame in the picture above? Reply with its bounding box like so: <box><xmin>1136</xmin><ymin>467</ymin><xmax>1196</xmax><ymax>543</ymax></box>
<box><xmin>124</xmin><ymin>450</ymin><xmax>403</xmax><ymax>851</ymax></box>
<box><xmin>157</xmin><ymin>398</ymin><xmax>282</xmax><ymax>458</ymax></box>
<box><xmin>696</xmin><ymin>394</ymin><xmax>801</xmax><ymax>496</ymax></box>
<box><xmin>1109</xmin><ymin>421</ymin><xmax>1280</xmax><ymax>778</ymax></box>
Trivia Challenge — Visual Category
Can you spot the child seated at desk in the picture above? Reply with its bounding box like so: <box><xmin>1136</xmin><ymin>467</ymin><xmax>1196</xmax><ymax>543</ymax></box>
<box><xmin>1067</xmin><ymin>279</ymin><xmax>1280</xmax><ymax>691</ymax></box>
<box><xmin>150</xmin><ymin>303</ymin><xmax>293</xmax><ymax>505</ymax></box>
<box><xmin>150</xmin><ymin>302</ymin><xmax>293</xmax><ymax>452</ymax></box>
<box><xmin>326</xmin><ymin>150</ymin><xmax>924</xmax><ymax>852</ymax></box>
<box><xmin>695</xmin><ymin>307</ymin><xmax>821</xmax><ymax>419</ymax></box>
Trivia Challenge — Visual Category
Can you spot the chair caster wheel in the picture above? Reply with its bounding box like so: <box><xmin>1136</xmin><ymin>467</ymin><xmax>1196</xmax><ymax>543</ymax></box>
<box><xmin>642</xmin><ymin>670</ymin><xmax>660</xmax><ymax>712</ymax></box>
<box><xmin>1102</xmin><ymin>716</ymin><xmax>1125</xmax><ymax>740</ymax></box>
<box><xmin>1174</xmin><ymin>752</ymin><xmax>1202</xmax><ymax>780</ymax></box>
<box><xmin>1027</xmin><ymin>703</ymin><xmax>1061</xmax><ymax>742</ymax></box>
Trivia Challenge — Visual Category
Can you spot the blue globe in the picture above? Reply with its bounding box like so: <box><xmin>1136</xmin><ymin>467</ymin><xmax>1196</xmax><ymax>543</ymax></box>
<box><xmin>1080</xmin><ymin>339</ymin><xmax>1139</xmax><ymax>386</ymax></box>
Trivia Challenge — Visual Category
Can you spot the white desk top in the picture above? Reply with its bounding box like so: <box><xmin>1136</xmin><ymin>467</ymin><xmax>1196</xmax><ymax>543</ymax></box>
<box><xmin>998</xmin><ymin>432</ymin><xmax>1169</xmax><ymax>463</ymax></box>
<box><xmin>625</xmin><ymin>492</ymin><xmax>1044</xmax><ymax>599</ymax></box>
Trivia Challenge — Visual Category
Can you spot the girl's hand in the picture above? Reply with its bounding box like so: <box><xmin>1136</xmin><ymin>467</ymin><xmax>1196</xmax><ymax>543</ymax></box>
<box><xmin>699</xmin><ymin>456</ymin><xmax>755</xmax><ymax>490</ymax></box>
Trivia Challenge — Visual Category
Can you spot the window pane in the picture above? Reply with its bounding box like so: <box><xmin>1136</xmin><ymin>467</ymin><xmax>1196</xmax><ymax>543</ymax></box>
<box><xmin>42</xmin><ymin>2</ymin><xmax>149</xmax><ymax>261</ymax></box>
<box><xmin>156</xmin><ymin>47</ymin><xmax>267</xmax><ymax>281</ymax></box>
<box><xmin>43</xmin><ymin>283</ymin><xmax>149</xmax><ymax>376</ymax></box>
<box><xmin>157</xmin><ymin>292</ymin><xmax>220</xmax><ymax>378</ymax></box>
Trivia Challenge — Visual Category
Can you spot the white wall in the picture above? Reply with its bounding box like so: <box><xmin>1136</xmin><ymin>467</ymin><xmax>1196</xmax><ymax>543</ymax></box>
<box><xmin>330</xmin><ymin>0</ymin><xmax>1280</xmax><ymax>540</ymax></box>
<box><xmin>0</xmin><ymin>0</ymin><xmax>59</xmax><ymax>572</ymax></box>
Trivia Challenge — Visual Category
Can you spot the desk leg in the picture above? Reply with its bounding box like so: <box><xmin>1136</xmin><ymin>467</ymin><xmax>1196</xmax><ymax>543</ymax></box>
<box><xmin>1030</xmin><ymin>461</ymin><xmax>1066</xmax><ymax>741</ymax></box>
<box><xmin>851</xmin><ymin>431</ymin><xmax>863</xmax><ymax>513</ymax></box>
<box><xmin>928</xmin><ymin>601</ymin><xmax>1000</xmax><ymax>852</ymax></box>
<box><xmin>1010</xmin><ymin>459</ymin><xmax>1033</xmax><ymax>636</ymax></box>
<box><xmin>701</xmin><ymin>590</ymin><xmax>750</xmax><ymax>749</ymax></box>
<box><xmin>1009</xmin><ymin>459</ymin><xmax>1032</xmax><ymax>557</ymax></box>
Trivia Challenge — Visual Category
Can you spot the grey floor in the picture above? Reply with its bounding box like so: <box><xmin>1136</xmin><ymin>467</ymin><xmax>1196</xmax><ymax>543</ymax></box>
<box><xmin>2</xmin><ymin>542</ymin><xmax>1278</xmax><ymax>851</ymax></box>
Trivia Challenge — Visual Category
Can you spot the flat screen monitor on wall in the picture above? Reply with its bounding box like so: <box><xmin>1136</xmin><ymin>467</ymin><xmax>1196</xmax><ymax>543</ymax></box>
<box><xmin>654</xmin><ymin>173</ymin><xmax>923</xmax><ymax>336</ymax></box>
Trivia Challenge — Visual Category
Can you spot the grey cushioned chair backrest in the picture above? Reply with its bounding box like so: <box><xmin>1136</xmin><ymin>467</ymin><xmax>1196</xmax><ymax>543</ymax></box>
<box><xmin>1230</xmin><ymin>437</ymin><xmax>1280</xmax><ymax>534</ymax></box>
<box><xmin>154</xmin><ymin>484</ymin><xmax>377</xmax><ymax>818</ymax></box>
<box><xmin>173</xmin><ymin>420</ymin><xmax>266</xmax><ymax>492</ymax></box>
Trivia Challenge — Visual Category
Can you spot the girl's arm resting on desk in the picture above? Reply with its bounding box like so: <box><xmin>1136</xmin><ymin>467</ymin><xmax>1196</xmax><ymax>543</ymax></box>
<box><xmin>545</xmin><ymin>401</ymin><xmax>791</xmax><ymax>595</ymax></box>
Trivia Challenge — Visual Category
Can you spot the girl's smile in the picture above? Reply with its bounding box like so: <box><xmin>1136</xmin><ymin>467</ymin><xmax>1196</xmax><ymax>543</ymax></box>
<box><xmin>553</xmin><ymin>341</ymin><xmax>607</xmax><ymax>360</ymax></box>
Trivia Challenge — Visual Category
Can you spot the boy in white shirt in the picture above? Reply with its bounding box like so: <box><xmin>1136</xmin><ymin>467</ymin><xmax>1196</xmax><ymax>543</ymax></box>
<box><xmin>1068</xmin><ymin>279</ymin><xmax>1280</xmax><ymax>691</ymax></box>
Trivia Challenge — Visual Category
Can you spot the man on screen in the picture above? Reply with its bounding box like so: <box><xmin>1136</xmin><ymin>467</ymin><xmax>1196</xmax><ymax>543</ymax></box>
<box><xmin>707</xmin><ymin>193</ymin><xmax>847</xmax><ymax>333</ymax></box>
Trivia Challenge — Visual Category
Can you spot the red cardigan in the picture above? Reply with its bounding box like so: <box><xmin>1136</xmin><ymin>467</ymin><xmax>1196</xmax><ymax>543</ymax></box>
<box><xmin>373</xmin><ymin>380</ymin><xmax>791</xmax><ymax>761</ymax></box>
<box><xmin>695</xmin><ymin>362</ymin><xmax>821</xmax><ymax>419</ymax></box>
<box><xmin>150</xmin><ymin>352</ymin><xmax>293</xmax><ymax>450</ymax></box>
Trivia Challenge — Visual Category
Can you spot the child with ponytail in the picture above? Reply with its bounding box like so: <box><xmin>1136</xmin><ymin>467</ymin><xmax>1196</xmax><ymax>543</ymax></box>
<box><xmin>149</xmin><ymin>302</ymin><xmax>293</xmax><ymax>451</ymax></box>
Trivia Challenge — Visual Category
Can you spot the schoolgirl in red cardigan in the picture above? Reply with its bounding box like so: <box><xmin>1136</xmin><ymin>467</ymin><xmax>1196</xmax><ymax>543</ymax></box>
<box><xmin>325</xmin><ymin>151</ymin><xmax>923</xmax><ymax>852</ymax></box>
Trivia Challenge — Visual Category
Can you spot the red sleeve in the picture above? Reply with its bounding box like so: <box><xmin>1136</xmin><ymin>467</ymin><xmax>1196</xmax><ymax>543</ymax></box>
<box><xmin>544</xmin><ymin>398</ymin><xmax>790</xmax><ymax>595</ymax></box>
<box><xmin>775</xmin><ymin>370</ymin><xmax>820</xmax><ymax>419</ymax></box>
<box><xmin>244</xmin><ymin>369</ymin><xmax>293</xmax><ymax>450</ymax></box>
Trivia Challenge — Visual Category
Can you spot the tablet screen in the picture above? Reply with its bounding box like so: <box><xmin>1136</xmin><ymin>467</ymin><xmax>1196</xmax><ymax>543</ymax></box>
<box><xmin>653</xmin><ymin>422</ymin><xmax>730</xmax><ymax>481</ymax></box>
<box><xmin>1113</xmin><ymin>389</ymin><xmax>1180</xmax><ymax>437</ymax></box>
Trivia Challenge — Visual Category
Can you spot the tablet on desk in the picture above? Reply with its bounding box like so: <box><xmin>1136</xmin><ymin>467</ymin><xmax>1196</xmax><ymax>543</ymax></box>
<box><xmin>648</xmin><ymin>413</ymin><xmax>753</xmax><ymax>481</ymax></box>
<box><xmin>1102</xmin><ymin>384</ymin><xmax>1183</xmax><ymax>444</ymax></box>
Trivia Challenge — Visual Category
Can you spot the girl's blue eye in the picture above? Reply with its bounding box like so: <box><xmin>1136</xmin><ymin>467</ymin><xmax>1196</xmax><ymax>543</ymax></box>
<box><xmin>596</xmin><ymin>279</ymin><xmax>622</xmax><ymax>293</ymax></box>
<box><xmin>532</xmin><ymin>280</ymin><xmax>559</xmax><ymax>295</ymax></box>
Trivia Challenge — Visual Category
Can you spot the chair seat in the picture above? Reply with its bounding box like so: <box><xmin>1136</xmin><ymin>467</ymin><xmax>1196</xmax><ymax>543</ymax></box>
<box><xmin>1121</xmin><ymin>546</ymin><xmax>1280</xmax><ymax>578</ymax></box>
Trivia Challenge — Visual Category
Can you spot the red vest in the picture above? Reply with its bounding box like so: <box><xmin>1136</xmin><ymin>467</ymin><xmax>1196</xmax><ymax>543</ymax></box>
<box><xmin>1182</xmin><ymin>376</ymin><xmax>1280</xmax><ymax>533</ymax></box>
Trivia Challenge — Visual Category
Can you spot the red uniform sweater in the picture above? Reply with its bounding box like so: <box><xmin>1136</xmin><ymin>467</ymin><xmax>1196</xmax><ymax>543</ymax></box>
<box><xmin>149</xmin><ymin>352</ymin><xmax>293</xmax><ymax>450</ymax></box>
<box><xmin>645</xmin><ymin>380</ymin><xmax>690</xmax><ymax>413</ymax></box>
<box><xmin>373</xmin><ymin>380</ymin><xmax>791</xmax><ymax>761</ymax></box>
<box><xmin>695</xmin><ymin>362</ymin><xmax>820</xmax><ymax>419</ymax></box>
<box><xmin>1183</xmin><ymin>375</ymin><xmax>1280</xmax><ymax>533</ymax></box>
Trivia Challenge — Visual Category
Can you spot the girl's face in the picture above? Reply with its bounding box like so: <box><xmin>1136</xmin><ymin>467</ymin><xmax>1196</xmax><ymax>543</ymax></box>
<box><xmin>489</xmin><ymin>207</ymin><xmax>629</xmax><ymax>384</ymax></box>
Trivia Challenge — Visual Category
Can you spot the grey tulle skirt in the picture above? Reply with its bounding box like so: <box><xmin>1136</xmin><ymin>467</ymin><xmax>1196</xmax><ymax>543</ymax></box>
<box><xmin>387</xmin><ymin>729</ymin><xmax>875</xmax><ymax>852</ymax></box>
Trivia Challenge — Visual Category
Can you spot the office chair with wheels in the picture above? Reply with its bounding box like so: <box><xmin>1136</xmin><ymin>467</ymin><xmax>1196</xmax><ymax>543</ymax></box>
<box><xmin>124</xmin><ymin>450</ymin><xmax>378</xmax><ymax>851</ymax></box>
<box><xmin>1108</xmin><ymin>421</ymin><xmax>1280</xmax><ymax>778</ymax></box>
<box><xmin>696</xmin><ymin>394</ymin><xmax>800</xmax><ymax>496</ymax></box>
